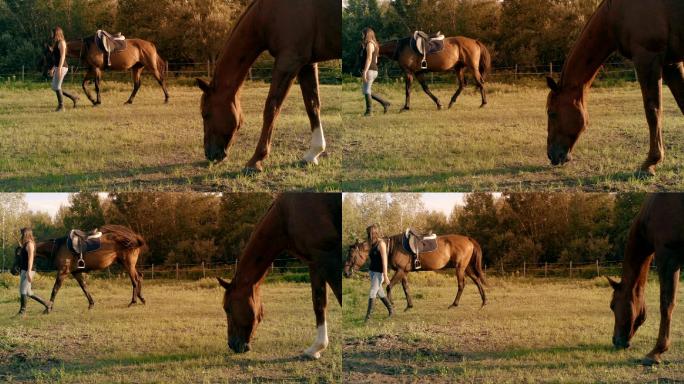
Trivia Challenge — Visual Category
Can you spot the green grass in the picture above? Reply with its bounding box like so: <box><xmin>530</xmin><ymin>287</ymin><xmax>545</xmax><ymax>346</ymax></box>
<box><xmin>0</xmin><ymin>274</ymin><xmax>341</xmax><ymax>383</ymax></box>
<box><xmin>0</xmin><ymin>80</ymin><xmax>341</xmax><ymax>191</ymax></box>
<box><xmin>343</xmin><ymin>272</ymin><xmax>684</xmax><ymax>383</ymax></box>
<box><xmin>340</xmin><ymin>81</ymin><xmax>684</xmax><ymax>191</ymax></box>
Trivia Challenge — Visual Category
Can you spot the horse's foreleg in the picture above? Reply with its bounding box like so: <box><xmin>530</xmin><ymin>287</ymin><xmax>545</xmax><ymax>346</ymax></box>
<box><xmin>402</xmin><ymin>72</ymin><xmax>413</xmax><ymax>111</ymax></box>
<box><xmin>244</xmin><ymin>57</ymin><xmax>300</xmax><ymax>173</ymax></box>
<box><xmin>125</xmin><ymin>66</ymin><xmax>144</xmax><ymax>105</ymax></box>
<box><xmin>82</xmin><ymin>71</ymin><xmax>97</xmax><ymax>105</ymax></box>
<box><xmin>94</xmin><ymin>69</ymin><xmax>102</xmax><ymax>105</ymax></box>
<box><xmin>415</xmin><ymin>72</ymin><xmax>442</xmax><ymax>110</ymax></box>
<box><xmin>47</xmin><ymin>272</ymin><xmax>68</xmax><ymax>312</ymax></box>
<box><xmin>449</xmin><ymin>68</ymin><xmax>466</xmax><ymax>109</ymax></box>
<box><xmin>386</xmin><ymin>270</ymin><xmax>403</xmax><ymax>307</ymax></box>
<box><xmin>72</xmin><ymin>271</ymin><xmax>95</xmax><ymax>309</ymax></box>
<box><xmin>664</xmin><ymin>62</ymin><xmax>684</xmax><ymax>114</ymax></box>
<box><xmin>304</xmin><ymin>268</ymin><xmax>329</xmax><ymax>360</ymax></box>
<box><xmin>634</xmin><ymin>53</ymin><xmax>665</xmax><ymax>176</ymax></box>
<box><xmin>466</xmin><ymin>266</ymin><xmax>487</xmax><ymax>308</ymax></box>
<box><xmin>401</xmin><ymin>275</ymin><xmax>414</xmax><ymax>310</ymax></box>
<box><xmin>298</xmin><ymin>63</ymin><xmax>326</xmax><ymax>166</ymax></box>
<box><xmin>449</xmin><ymin>267</ymin><xmax>466</xmax><ymax>309</ymax></box>
<box><xmin>644</xmin><ymin>251</ymin><xmax>680</xmax><ymax>365</ymax></box>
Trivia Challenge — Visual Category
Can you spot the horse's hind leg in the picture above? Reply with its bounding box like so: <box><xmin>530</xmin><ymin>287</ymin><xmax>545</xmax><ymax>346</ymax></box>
<box><xmin>402</xmin><ymin>72</ymin><xmax>413</xmax><ymax>111</ymax></box>
<box><xmin>449</xmin><ymin>267</ymin><xmax>466</xmax><ymax>309</ymax></box>
<box><xmin>94</xmin><ymin>68</ymin><xmax>103</xmax><ymax>105</ymax></box>
<box><xmin>466</xmin><ymin>266</ymin><xmax>487</xmax><ymax>308</ymax></box>
<box><xmin>123</xmin><ymin>257</ymin><xmax>140</xmax><ymax>307</ymax></box>
<box><xmin>644</xmin><ymin>248</ymin><xmax>680</xmax><ymax>365</ymax></box>
<box><xmin>299</xmin><ymin>63</ymin><xmax>326</xmax><ymax>165</ymax></box>
<box><xmin>72</xmin><ymin>271</ymin><xmax>95</xmax><ymax>309</ymax></box>
<box><xmin>136</xmin><ymin>271</ymin><xmax>146</xmax><ymax>304</ymax></box>
<box><xmin>385</xmin><ymin>270</ymin><xmax>403</xmax><ymax>307</ymax></box>
<box><xmin>400</xmin><ymin>275</ymin><xmax>414</xmax><ymax>310</ymax></box>
<box><xmin>82</xmin><ymin>69</ymin><xmax>98</xmax><ymax>106</ymax></box>
<box><xmin>415</xmin><ymin>72</ymin><xmax>443</xmax><ymax>110</ymax></box>
<box><xmin>152</xmin><ymin>63</ymin><xmax>169</xmax><ymax>103</ymax></box>
<box><xmin>664</xmin><ymin>62</ymin><xmax>684</xmax><ymax>114</ymax></box>
<box><xmin>125</xmin><ymin>65</ymin><xmax>144</xmax><ymax>105</ymax></box>
<box><xmin>448</xmin><ymin>67</ymin><xmax>466</xmax><ymax>109</ymax></box>
<box><xmin>304</xmin><ymin>267</ymin><xmax>329</xmax><ymax>360</ymax></box>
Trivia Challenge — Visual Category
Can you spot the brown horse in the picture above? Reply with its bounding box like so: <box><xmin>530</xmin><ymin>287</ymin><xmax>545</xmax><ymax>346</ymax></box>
<box><xmin>30</xmin><ymin>225</ymin><xmax>147</xmax><ymax>312</ymax></box>
<box><xmin>607</xmin><ymin>194</ymin><xmax>684</xmax><ymax>365</ymax></box>
<box><xmin>216</xmin><ymin>193</ymin><xmax>341</xmax><ymax>359</ymax></box>
<box><xmin>44</xmin><ymin>36</ymin><xmax>169</xmax><ymax>105</ymax></box>
<box><xmin>196</xmin><ymin>0</ymin><xmax>341</xmax><ymax>172</ymax></box>
<box><xmin>546</xmin><ymin>0</ymin><xmax>684</xmax><ymax>175</ymax></box>
<box><xmin>377</xmin><ymin>36</ymin><xmax>491</xmax><ymax>111</ymax></box>
<box><xmin>344</xmin><ymin>233</ymin><xmax>487</xmax><ymax>310</ymax></box>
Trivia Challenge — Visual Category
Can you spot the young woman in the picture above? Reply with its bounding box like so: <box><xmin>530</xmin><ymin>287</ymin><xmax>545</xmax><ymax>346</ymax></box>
<box><xmin>16</xmin><ymin>228</ymin><xmax>50</xmax><ymax>317</ymax></box>
<box><xmin>364</xmin><ymin>224</ymin><xmax>393</xmax><ymax>322</ymax></box>
<box><xmin>360</xmin><ymin>27</ymin><xmax>390</xmax><ymax>116</ymax></box>
<box><xmin>49</xmin><ymin>26</ymin><xmax>79</xmax><ymax>111</ymax></box>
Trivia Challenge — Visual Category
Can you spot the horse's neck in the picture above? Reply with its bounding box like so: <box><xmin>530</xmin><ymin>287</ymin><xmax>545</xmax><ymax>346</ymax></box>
<box><xmin>212</xmin><ymin>5</ymin><xmax>265</xmax><ymax>97</ymax></box>
<box><xmin>232</xmin><ymin>205</ymin><xmax>285</xmax><ymax>292</ymax></box>
<box><xmin>621</xmin><ymin>246</ymin><xmax>653</xmax><ymax>301</ymax></box>
<box><xmin>379</xmin><ymin>41</ymin><xmax>398</xmax><ymax>59</ymax></box>
<box><xmin>560</xmin><ymin>1</ymin><xmax>616</xmax><ymax>94</ymax></box>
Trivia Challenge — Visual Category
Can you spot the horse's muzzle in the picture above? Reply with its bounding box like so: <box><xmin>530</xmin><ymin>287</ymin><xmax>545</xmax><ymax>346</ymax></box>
<box><xmin>612</xmin><ymin>336</ymin><xmax>630</xmax><ymax>349</ymax></box>
<box><xmin>205</xmin><ymin>147</ymin><xmax>227</xmax><ymax>163</ymax></box>
<box><xmin>228</xmin><ymin>338</ymin><xmax>251</xmax><ymax>353</ymax></box>
<box><xmin>548</xmin><ymin>145</ymin><xmax>572</xmax><ymax>166</ymax></box>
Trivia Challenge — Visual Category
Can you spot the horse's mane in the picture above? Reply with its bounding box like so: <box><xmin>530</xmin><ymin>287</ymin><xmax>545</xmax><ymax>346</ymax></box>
<box><xmin>214</xmin><ymin>0</ymin><xmax>260</xmax><ymax>80</ymax></box>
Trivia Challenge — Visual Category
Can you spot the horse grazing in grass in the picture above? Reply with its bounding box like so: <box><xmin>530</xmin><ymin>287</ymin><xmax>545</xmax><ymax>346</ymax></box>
<box><xmin>196</xmin><ymin>0</ymin><xmax>341</xmax><ymax>172</ymax></box>
<box><xmin>25</xmin><ymin>225</ymin><xmax>147</xmax><ymax>312</ymax></box>
<box><xmin>44</xmin><ymin>36</ymin><xmax>169</xmax><ymax>105</ymax></box>
<box><xmin>344</xmin><ymin>233</ymin><xmax>487</xmax><ymax>310</ymax></box>
<box><xmin>546</xmin><ymin>0</ymin><xmax>684</xmax><ymax>175</ymax></box>
<box><xmin>607</xmin><ymin>194</ymin><xmax>684</xmax><ymax>366</ymax></box>
<box><xmin>375</xmin><ymin>35</ymin><xmax>491</xmax><ymax>111</ymax></box>
<box><xmin>216</xmin><ymin>193</ymin><xmax>341</xmax><ymax>359</ymax></box>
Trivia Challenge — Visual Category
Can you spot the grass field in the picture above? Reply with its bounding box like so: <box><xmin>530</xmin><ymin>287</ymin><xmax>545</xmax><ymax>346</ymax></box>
<box><xmin>343</xmin><ymin>273</ymin><xmax>684</xmax><ymax>383</ymax></box>
<box><xmin>0</xmin><ymin>80</ymin><xmax>341</xmax><ymax>191</ymax></box>
<box><xmin>340</xmin><ymin>81</ymin><xmax>684</xmax><ymax>191</ymax></box>
<box><xmin>0</xmin><ymin>274</ymin><xmax>341</xmax><ymax>383</ymax></box>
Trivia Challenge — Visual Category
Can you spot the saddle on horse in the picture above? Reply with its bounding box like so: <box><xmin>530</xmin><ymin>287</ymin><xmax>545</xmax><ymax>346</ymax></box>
<box><xmin>96</xmin><ymin>30</ymin><xmax>126</xmax><ymax>68</ymax></box>
<box><xmin>402</xmin><ymin>228</ymin><xmax>438</xmax><ymax>270</ymax></box>
<box><xmin>66</xmin><ymin>229</ymin><xmax>102</xmax><ymax>269</ymax></box>
<box><xmin>411</xmin><ymin>31</ymin><xmax>445</xmax><ymax>69</ymax></box>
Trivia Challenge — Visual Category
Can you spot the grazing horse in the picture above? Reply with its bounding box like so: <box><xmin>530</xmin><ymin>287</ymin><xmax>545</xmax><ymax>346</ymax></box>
<box><xmin>216</xmin><ymin>193</ymin><xmax>342</xmax><ymax>359</ymax></box>
<box><xmin>546</xmin><ymin>0</ymin><xmax>684</xmax><ymax>175</ymax></box>
<box><xmin>344</xmin><ymin>233</ymin><xmax>487</xmax><ymax>309</ymax></box>
<box><xmin>607</xmin><ymin>194</ymin><xmax>684</xmax><ymax>366</ymax></box>
<box><xmin>28</xmin><ymin>225</ymin><xmax>147</xmax><ymax>312</ymax></box>
<box><xmin>43</xmin><ymin>36</ymin><xmax>169</xmax><ymax>105</ymax></box>
<box><xmin>375</xmin><ymin>35</ymin><xmax>491</xmax><ymax>110</ymax></box>
<box><xmin>196</xmin><ymin>0</ymin><xmax>341</xmax><ymax>172</ymax></box>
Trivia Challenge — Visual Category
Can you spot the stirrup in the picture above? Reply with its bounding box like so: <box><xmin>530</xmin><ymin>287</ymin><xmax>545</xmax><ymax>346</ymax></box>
<box><xmin>421</xmin><ymin>58</ymin><xmax>428</xmax><ymax>70</ymax></box>
<box><xmin>77</xmin><ymin>255</ymin><xmax>86</xmax><ymax>269</ymax></box>
<box><xmin>414</xmin><ymin>258</ymin><xmax>422</xmax><ymax>270</ymax></box>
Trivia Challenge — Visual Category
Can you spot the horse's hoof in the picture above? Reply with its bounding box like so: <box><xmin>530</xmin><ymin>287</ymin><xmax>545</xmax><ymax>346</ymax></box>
<box><xmin>448</xmin><ymin>304</ymin><xmax>458</xmax><ymax>309</ymax></box>
<box><xmin>88</xmin><ymin>304</ymin><xmax>95</xmax><ymax>310</ymax></box>
<box><xmin>437</xmin><ymin>105</ymin><xmax>443</xmax><ymax>110</ymax></box>
<box><xmin>637</xmin><ymin>166</ymin><xmax>657</xmax><ymax>178</ymax></box>
<box><xmin>448</xmin><ymin>103</ymin><xmax>455</xmax><ymax>109</ymax></box>
<box><xmin>124</xmin><ymin>100</ymin><xmax>133</xmax><ymax>105</ymax></box>
<box><xmin>303</xmin><ymin>350</ymin><xmax>322</xmax><ymax>360</ymax></box>
<box><xmin>128</xmin><ymin>302</ymin><xmax>136</xmax><ymax>308</ymax></box>
<box><xmin>642</xmin><ymin>355</ymin><xmax>661</xmax><ymax>366</ymax></box>
<box><xmin>404</xmin><ymin>306</ymin><xmax>413</xmax><ymax>312</ymax></box>
<box><xmin>242</xmin><ymin>166</ymin><xmax>263</xmax><ymax>176</ymax></box>
<box><xmin>480</xmin><ymin>102</ymin><xmax>488</xmax><ymax>108</ymax></box>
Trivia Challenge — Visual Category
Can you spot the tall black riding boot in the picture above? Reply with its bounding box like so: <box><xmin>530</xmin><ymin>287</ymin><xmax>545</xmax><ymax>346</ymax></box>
<box><xmin>364</xmin><ymin>94</ymin><xmax>372</xmax><ymax>116</ymax></box>
<box><xmin>62</xmin><ymin>91</ymin><xmax>79</xmax><ymax>108</ymax></box>
<box><xmin>364</xmin><ymin>298</ymin><xmax>375</xmax><ymax>322</ymax></box>
<box><xmin>16</xmin><ymin>294</ymin><xmax>27</xmax><ymax>318</ymax></box>
<box><xmin>30</xmin><ymin>294</ymin><xmax>50</xmax><ymax>313</ymax></box>
<box><xmin>380</xmin><ymin>296</ymin><xmax>394</xmax><ymax>317</ymax></box>
<box><xmin>54</xmin><ymin>90</ymin><xmax>64</xmax><ymax>112</ymax></box>
<box><xmin>372</xmin><ymin>94</ymin><xmax>391</xmax><ymax>114</ymax></box>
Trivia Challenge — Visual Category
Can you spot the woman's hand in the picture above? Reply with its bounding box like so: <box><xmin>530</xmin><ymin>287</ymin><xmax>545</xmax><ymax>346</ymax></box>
<box><xmin>363</xmin><ymin>70</ymin><xmax>368</xmax><ymax>82</ymax></box>
<box><xmin>49</xmin><ymin>68</ymin><xmax>54</xmax><ymax>77</ymax></box>
<box><xmin>27</xmin><ymin>273</ymin><xmax>33</xmax><ymax>283</ymax></box>
<box><xmin>383</xmin><ymin>274</ymin><xmax>390</xmax><ymax>285</ymax></box>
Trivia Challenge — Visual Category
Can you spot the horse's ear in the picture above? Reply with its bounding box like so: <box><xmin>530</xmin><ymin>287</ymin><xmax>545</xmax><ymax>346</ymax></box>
<box><xmin>217</xmin><ymin>277</ymin><xmax>232</xmax><ymax>290</ymax></box>
<box><xmin>196</xmin><ymin>78</ymin><xmax>211</xmax><ymax>93</ymax></box>
<box><xmin>606</xmin><ymin>276</ymin><xmax>621</xmax><ymax>290</ymax></box>
<box><xmin>546</xmin><ymin>77</ymin><xmax>560</xmax><ymax>92</ymax></box>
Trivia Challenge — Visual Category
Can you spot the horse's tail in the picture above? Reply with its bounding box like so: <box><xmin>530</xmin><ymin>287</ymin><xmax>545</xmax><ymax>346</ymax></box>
<box><xmin>101</xmin><ymin>224</ymin><xmax>147</xmax><ymax>250</ymax></box>
<box><xmin>469</xmin><ymin>237</ymin><xmax>487</xmax><ymax>286</ymax></box>
<box><xmin>476</xmin><ymin>41</ymin><xmax>491</xmax><ymax>82</ymax></box>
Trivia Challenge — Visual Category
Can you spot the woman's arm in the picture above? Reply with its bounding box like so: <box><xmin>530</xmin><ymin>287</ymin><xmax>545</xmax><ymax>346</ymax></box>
<box><xmin>362</xmin><ymin>42</ymin><xmax>374</xmax><ymax>82</ymax></box>
<box><xmin>379</xmin><ymin>240</ymin><xmax>389</xmax><ymax>284</ymax></box>
<box><xmin>27</xmin><ymin>242</ymin><xmax>35</xmax><ymax>282</ymax></box>
<box><xmin>58</xmin><ymin>40</ymin><xmax>67</xmax><ymax>76</ymax></box>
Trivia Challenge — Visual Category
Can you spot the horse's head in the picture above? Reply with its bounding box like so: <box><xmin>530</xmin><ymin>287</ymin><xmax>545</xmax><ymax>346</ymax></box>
<box><xmin>217</xmin><ymin>276</ymin><xmax>263</xmax><ymax>353</ymax></box>
<box><xmin>344</xmin><ymin>240</ymin><xmax>369</xmax><ymax>278</ymax></box>
<box><xmin>546</xmin><ymin>77</ymin><xmax>587</xmax><ymax>166</ymax></box>
<box><xmin>10</xmin><ymin>247</ymin><xmax>21</xmax><ymax>276</ymax></box>
<box><xmin>607</xmin><ymin>276</ymin><xmax>646</xmax><ymax>349</ymax></box>
<box><xmin>196</xmin><ymin>78</ymin><xmax>243</xmax><ymax>163</ymax></box>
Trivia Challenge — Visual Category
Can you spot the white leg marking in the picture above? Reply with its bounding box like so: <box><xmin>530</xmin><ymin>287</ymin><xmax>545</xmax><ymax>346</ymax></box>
<box><xmin>303</xmin><ymin>321</ymin><xmax>328</xmax><ymax>359</ymax></box>
<box><xmin>302</xmin><ymin>125</ymin><xmax>326</xmax><ymax>165</ymax></box>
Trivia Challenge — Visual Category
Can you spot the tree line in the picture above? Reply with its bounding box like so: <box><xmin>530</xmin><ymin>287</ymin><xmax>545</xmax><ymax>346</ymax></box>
<box><xmin>342</xmin><ymin>0</ymin><xmax>625</xmax><ymax>75</ymax></box>
<box><xmin>343</xmin><ymin>193</ymin><xmax>646</xmax><ymax>267</ymax></box>
<box><xmin>0</xmin><ymin>192</ymin><xmax>288</xmax><ymax>269</ymax></box>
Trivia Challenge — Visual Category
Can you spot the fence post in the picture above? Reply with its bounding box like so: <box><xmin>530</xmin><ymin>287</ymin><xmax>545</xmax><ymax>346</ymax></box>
<box><xmin>569</xmin><ymin>261</ymin><xmax>573</xmax><ymax>278</ymax></box>
<box><xmin>248</xmin><ymin>68</ymin><xmax>252</xmax><ymax>81</ymax></box>
<box><xmin>523</xmin><ymin>261</ymin><xmax>526</xmax><ymax>278</ymax></box>
<box><xmin>207</xmin><ymin>60</ymin><xmax>211</xmax><ymax>77</ymax></box>
<box><xmin>202</xmin><ymin>262</ymin><xmax>206</xmax><ymax>279</ymax></box>
<box><xmin>21</xmin><ymin>66</ymin><xmax>24</xmax><ymax>82</ymax></box>
<box><xmin>596</xmin><ymin>259</ymin><xmax>600</xmax><ymax>277</ymax></box>
<box><xmin>107</xmin><ymin>267</ymin><xmax>111</xmax><ymax>279</ymax></box>
<box><xmin>176</xmin><ymin>263</ymin><xmax>179</xmax><ymax>280</ymax></box>
<box><xmin>500</xmin><ymin>261</ymin><xmax>504</xmax><ymax>276</ymax></box>
<box><xmin>514</xmin><ymin>64</ymin><xmax>518</xmax><ymax>81</ymax></box>
<box><xmin>544</xmin><ymin>262</ymin><xmax>548</xmax><ymax>278</ymax></box>
<box><xmin>151</xmin><ymin>264</ymin><xmax>154</xmax><ymax>280</ymax></box>
<box><xmin>549</xmin><ymin>62</ymin><xmax>553</xmax><ymax>76</ymax></box>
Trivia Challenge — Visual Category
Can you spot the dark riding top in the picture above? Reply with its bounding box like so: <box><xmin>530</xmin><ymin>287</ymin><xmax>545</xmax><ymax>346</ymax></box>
<box><xmin>363</xmin><ymin>41</ymin><xmax>379</xmax><ymax>72</ymax></box>
<box><xmin>53</xmin><ymin>42</ymin><xmax>68</xmax><ymax>68</ymax></box>
<box><xmin>369</xmin><ymin>240</ymin><xmax>384</xmax><ymax>272</ymax></box>
<box><xmin>19</xmin><ymin>243</ymin><xmax>33</xmax><ymax>271</ymax></box>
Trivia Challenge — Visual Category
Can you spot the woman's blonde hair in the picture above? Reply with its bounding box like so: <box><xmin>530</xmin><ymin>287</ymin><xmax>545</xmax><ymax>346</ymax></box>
<box><xmin>52</xmin><ymin>26</ymin><xmax>65</xmax><ymax>44</ymax></box>
<box><xmin>20</xmin><ymin>227</ymin><xmax>35</xmax><ymax>245</ymax></box>
<box><xmin>366</xmin><ymin>224</ymin><xmax>381</xmax><ymax>245</ymax></box>
<box><xmin>361</xmin><ymin>27</ymin><xmax>379</xmax><ymax>50</ymax></box>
